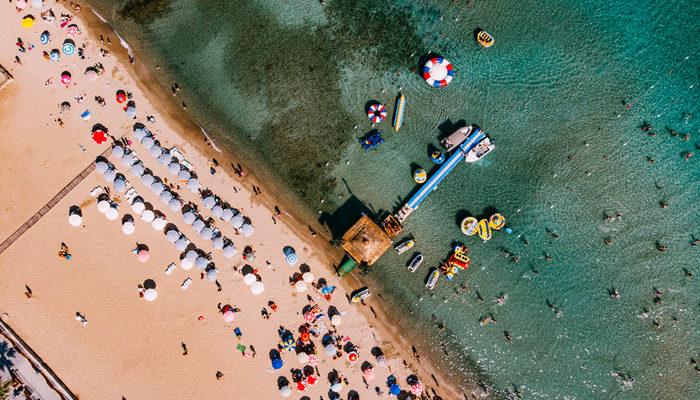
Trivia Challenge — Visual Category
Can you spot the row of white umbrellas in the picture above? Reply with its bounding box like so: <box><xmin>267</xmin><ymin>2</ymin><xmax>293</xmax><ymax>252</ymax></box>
<box><xmin>201</xmin><ymin>193</ymin><xmax>255</xmax><ymax>238</ymax></box>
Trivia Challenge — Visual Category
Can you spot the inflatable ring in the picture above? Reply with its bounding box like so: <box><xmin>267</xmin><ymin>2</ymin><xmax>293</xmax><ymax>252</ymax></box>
<box><xmin>489</xmin><ymin>213</ymin><xmax>505</xmax><ymax>230</ymax></box>
<box><xmin>422</xmin><ymin>57</ymin><xmax>454</xmax><ymax>88</ymax></box>
<box><xmin>367</xmin><ymin>103</ymin><xmax>387</xmax><ymax>124</ymax></box>
<box><xmin>413</xmin><ymin>168</ymin><xmax>427</xmax><ymax>184</ymax></box>
<box><xmin>461</xmin><ymin>217</ymin><xmax>478</xmax><ymax>236</ymax></box>
<box><xmin>477</xmin><ymin>219</ymin><xmax>492</xmax><ymax>241</ymax></box>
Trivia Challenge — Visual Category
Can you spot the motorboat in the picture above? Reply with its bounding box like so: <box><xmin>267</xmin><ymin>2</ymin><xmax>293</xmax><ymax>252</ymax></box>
<box><xmin>465</xmin><ymin>136</ymin><xmax>495</xmax><ymax>162</ymax></box>
<box><xmin>350</xmin><ymin>287</ymin><xmax>371</xmax><ymax>303</ymax></box>
<box><xmin>476</xmin><ymin>30</ymin><xmax>495</xmax><ymax>48</ymax></box>
<box><xmin>395</xmin><ymin>238</ymin><xmax>415</xmax><ymax>254</ymax></box>
<box><xmin>426</xmin><ymin>269</ymin><xmax>439</xmax><ymax>289</ymax></box>
<box><xmin>441</xmin><ymin>125</ymin><xmax>476</xmax><ymax>153</ymax></box>
<box><xmin>408</xmin><ymin>253</ymin><xmax>423</xmax><ymax>272</ymax></box>
<box><xmin>360</xmin><ymin>131</ymin><xmax>384</xmax><ymax>151</ymax></box>
<box><xmin>461</xmin><ymin>216</ymin><xmax>478</xmax><ymax>235</ymax></box>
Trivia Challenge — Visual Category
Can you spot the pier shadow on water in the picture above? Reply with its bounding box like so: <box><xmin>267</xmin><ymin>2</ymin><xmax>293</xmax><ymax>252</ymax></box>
<box><xmin>318</xmin><ymin>194</ymin><xmax>375</xmax><ymax>241</ymax></box>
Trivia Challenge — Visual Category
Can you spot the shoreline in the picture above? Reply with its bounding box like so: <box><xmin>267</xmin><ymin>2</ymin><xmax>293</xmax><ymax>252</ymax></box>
<box><xmin>0</xmin><ymin>3</ymin><xmax>471</xmax><ymax>399</ymax></box>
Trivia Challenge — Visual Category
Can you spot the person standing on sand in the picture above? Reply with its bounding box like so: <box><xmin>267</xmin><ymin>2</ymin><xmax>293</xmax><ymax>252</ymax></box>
<box><xmin>215</xmin><ymin>371</ymin><xmax>223</xmax><ymax>380</ymax></box>
<box><xmin>181</xmin><ymin>342</ymin><xmax>188</xmax><ymax>355</ymax></box>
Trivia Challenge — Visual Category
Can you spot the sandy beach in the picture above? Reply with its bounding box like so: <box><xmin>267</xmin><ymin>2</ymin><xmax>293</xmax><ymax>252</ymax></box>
<box><xmin>0</xmin><ymin>2</ymin><xmax>466</xmax><ymax>400</ymax></box>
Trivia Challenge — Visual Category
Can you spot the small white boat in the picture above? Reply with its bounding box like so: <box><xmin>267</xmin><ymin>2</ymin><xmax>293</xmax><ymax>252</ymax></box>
<box><xmin>465</xmin><ymin>137</ymin><xmax>495</xmax><ymax>162</ymax></box>
<box><xmin>426</xmin><ymin>269</ymin><xmax>439</xmax><ymax>289</ymax></box>
<box><xmin>395</xmin><ymin>238</ymin><xmax>415</xmax><ymax>254</ymax></box>
<box><xmin>408</xmin><ymin>253</ymin><xmax>423</xmax><ymax>272</ymax></box>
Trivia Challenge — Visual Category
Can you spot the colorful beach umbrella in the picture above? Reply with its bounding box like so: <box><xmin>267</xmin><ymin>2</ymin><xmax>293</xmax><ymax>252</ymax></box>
<box><xmin>49</xmin><ymin>49</ymin><xmax>60</xmax><ymax>61</ymax></box>
<box><xmin>21</xmin><ymin>15</ymin><xmax>35</xmax><ymax>28</ymax></box>
<box><xmin>60</xmin><ymin>71</ymin><xmax>72</xmax><ymax>85</ymax></box>
<box><xmin>281</xmin><ymin>337</ymin><xmax>296</xmax><ymax>352</ymax></box>
<box><xmin>137</xmin><ymin>249</ymin><xmax>150</xmax><ymax>263</ymax></box>
<box><xmin>116</xmin><ymin>90</ymin><xmax>127</xmax><ymax>104</ymax></box>
<box><xmin>223</xmin><ymin>310</ymin><xmax>235</xmax><ymax>323</ymax></box>
<box><xmin>422</xmin><ymin>56</ymin><xmax>454</xmax><ymax>88</ymax></box>
<box><xmin>347</xmin><ymin>351</ymin><xmax>358</xmax><ymax>363</ymax></box>
<box><xmin>40</xmin><ymin>31</ymin><xmax>49</xmax><ymax>44</ymax></box>
<box><xmin>366</xmin><ymin>103</ymin><xmax>387</xmax><ymax>124</ymax></box>
<box><xmin>271</xmin><ymin>358</ymin><xmax>283</xmax><ymax>370</ymax></box>
<box><xmin>62</xmin><ymin>41</ymin><xmax>75</xmax><ymax>55</ymax></box>
<box><xmin>92</xmin><ymin>130</ymin><xmax>107</xmax><ymax>144</ymax></box>
<box><xmin>67</xmin><ymin>24</ymin><xmax>80</xmax><ymax>37</ymax></box>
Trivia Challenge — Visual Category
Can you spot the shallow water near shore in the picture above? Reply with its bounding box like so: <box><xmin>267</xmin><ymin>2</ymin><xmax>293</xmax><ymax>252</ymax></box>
<box><xmin>86</xmin><ymin>0</ymin><xmax>699</xmax><ymax>398</ymax></box>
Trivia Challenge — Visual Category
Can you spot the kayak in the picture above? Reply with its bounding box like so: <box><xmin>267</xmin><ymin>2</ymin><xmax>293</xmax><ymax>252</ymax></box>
<box><xmin>408</xmin><ymin>253</ymin><xmax>423</xmax><ymax>272</ymax></box>
<box><xmin>350</xmin><ymin>287</ymin><xmax>371</xmax><ymax>303</ymax></box>
<box><xmin>460</xmin><ymin>216</ymin><xmax>478</xmax><ymax>236</ymax></box>
<box><xmin>426</xmin><ymin>269</ymin><xmax>439</xmax><ymax>289</ymax></box>
<box><xmin>395</xmin><ymin>238</ymin><xmax>415</xmax><ymax>254</ymax></box>
<box><xmin>477</xmin><ymin>218</ymin><xmax>492</xmax><ymax>241</ymax></box>
<box><xmin>393</xmin><ymin>92</ymin><xmax>405</xmax><ymax>132</ymax></box>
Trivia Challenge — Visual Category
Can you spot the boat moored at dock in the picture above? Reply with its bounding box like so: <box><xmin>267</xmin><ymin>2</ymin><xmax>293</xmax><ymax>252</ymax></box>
<box><xmin>465</xmin><ymin>136</ymin><xmax>495</xmax><ymax>162</ymax></box>
<box><xmin>441</xmin><ymin>125</ymin><xmax>477</xmax><ymax>153</ymax></box>
<box><xmin>395</xmin><ymin>238</ymin><xmax>415</xmax><ymax>254</ymax></box>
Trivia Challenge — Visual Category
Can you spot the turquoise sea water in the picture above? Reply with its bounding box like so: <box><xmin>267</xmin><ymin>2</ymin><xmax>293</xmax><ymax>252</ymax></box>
<box><xmin>88</xmin><ymin>0</ymin><xmax>699</xmax><ymax>398</ymax></box>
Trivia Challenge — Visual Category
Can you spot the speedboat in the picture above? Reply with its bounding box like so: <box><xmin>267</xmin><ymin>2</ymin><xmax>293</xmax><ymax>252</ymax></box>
<box><xmin>393</xmin><ymin>92</ymin><xmax>405</xmax><ymax>132</ymax></box>
<box><xmin>360</xmin><ymin>131</ymin><xmax>384</xmax><ymax>151</ymax></box>
<box><xmin>465</xmin><ymin>136</ymin><xmax>495</xmax><ymax>162</ymax></box>
<box><xmin>408</xmin><ymin>253</ymin><xmax>423</xmax><ymax>272</ymax></box>
<box><xmin>426</xmin><ymin>269</ymin><xmax>439</xmax><ymax>289</ymax></box>
<box><xmin>441</xmin><ymin>125</ymin><xmax>476</xmax><ymax>153</ymax></box>
<box><xmin>476</xmin><ymin>30</ymin><xmax>495</xmax><ymax>48</ymax></box>
<box><xmin>395</xmin><ymin>238</ymin><xmax>415</xmax><ymax>254</ymax></box>
<box><xmin>350</xmin><ymin>287</ymin><xmax>371</xmax><ymax>303</ymax></box>
<box><xmin>461</xmin><ymin>216</ymin><xmax>478</xmax><ymax>235</ymax></box>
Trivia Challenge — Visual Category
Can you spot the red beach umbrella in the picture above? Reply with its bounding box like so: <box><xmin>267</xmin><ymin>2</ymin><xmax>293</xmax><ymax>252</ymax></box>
<box><xmin>92</xmin><ymin>130</ymin><xmax>107</xmax><ymax>144</ymax></box>
<box><xmin>347</xmin><ymin>351</ymin><xmax>359</xmax><ymax>363</ymax></box>
<box><xmin>116</xmin><ymin>90</ymin><xmax>127</xmax><ymax>104</ymax></box>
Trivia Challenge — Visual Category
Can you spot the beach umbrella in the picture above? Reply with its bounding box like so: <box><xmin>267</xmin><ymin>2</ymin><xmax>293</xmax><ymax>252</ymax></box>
<box><xmin>168</xmin><ymin>162</ymin><xmax>181</xmax><ymax>175</ymax></box>
<box><xmin>389</xmin><ymin>384</ymin><xmax>400</xmax><ymax>396</ymax></box>
<box><xmin>243</xmin><ymin>274</ymin><xmax>256</xmax><ymax>286</ymax></box>
<box><xmin>223</xmin><ymin>245</ymin><xmax>237</xmax><ymax>259</ymax></box>
<box><xmin>202</xmin><ymin>196</ymin><xmax>216</xmax><ymax>209</ymax></box>
<box><xmin>122</xmin><ymin>221</ymin><xmax>135</xmax><ymax>235</ymax></box>
<box><xmin>211</xmin><ymin>205</ymin><xmax>223</xmax><ymax>219</ymax></box>
<box><xmin>120</xmin><ymin>153</ymin><xmax>134</xmax><ymax>167</ymax></box>
<box><xmin>410</xmin><ymin>381</ymin><xmax>424</xmax><ymax>395</ymax></box>
<box><xmin>151</xmin><ymin>182</ymin><xmax>165</xmax><ymax>195</ymax></box>
<box><xmin>140</xmin><ymin>173</ymin><xmax>155</xmax><ymax>186</ymax></box>
<box><xmin>212</xmin><ymin>236</ymin><xmax>224</xmax><ymax>250</ymax></box>
<box><xmin>157</xmin><ymin>153</ymin><xmax>171</xmax><ymax>165</ymax></box>
<box><xmin>130</xmin><ymin>162</ymin><xmax>145</xmax><ymax>176</ymax></box>
<box><xmin>206</xmin><ymin>268</ymin><xmax>218</xmax><ymax>282</ymax></box>
<box><xmin>279</xmin><ymin>386</ymin><xmax>291</xmax><ymax>398</ymax></box>
<box><xmin>60</xmin><ymin>71</ymin><xmax>72</xmax><ymax>84</ymax></box>
<box><xmin>362</xmin><ymin>367</ymin><xmax>375</xmax><ymax>381</ymax></box>
<box><xmin>367</xmin><ymin>103</ymin><xmax>387</xmax><ymax>124</ymax></box>
<box><xmin>185</xmin><ymin>250</ymin><xmax>198</xmax><ymax>262</ymax></box>
<box><xmin>186</xmin><ymin>178</ymin><xmax>200</xmax><ymax>192</ymax></box>
<box><xmin>281</xmin><ymin>338</ymin><xmax>296</xmax><ymax>352</ymax></box>
<box><xmin>62</xmin><ymin>41</ymin><xmax>74</xmax><ymax>55</ymax></box>
<box><xmin>93</xmin><ymin>130</ymin><xmax>108</xmax><ymax>144</ymax></box>
<box><xmin>133</xmin><ymin>127</ymin><xmax>147</xmax><ymax>141</ymax></box>
<box><xmin>330</xmin><ymin>382</ymin><xmax>344</xmax><ymax>393</ymax></box>
<box><xmin>116</xmin><ymin>91</ymin><xmax>127</xmax><ymax>104</ymax></box>
<box><xmin>180</xmin><ymin>257</ymin><xmax>193</xmax><ymax>270</ymax></box>
<box><xmin>16</xmin><ymin>0</ymin><xmax>27</xmax><ymax>10</ymax></box>
<box><xmin>166</xmin><ymin>229</ymin><xmax>180</xmax><ymax>243</ymax></box>
<box><xmin>192</xmin><ymin>218</ymin><xmax>205</xmax><ymax>232</ymax></box>
<box><xmin>223</xmin><ymin>310</ymin><xmax>235</xmax><ymax>323</ymax></box>
<box><xmin>302</xmin><ymin>272</ymin><xmax>314</xmax><ymax>283</ymax></box>
<box><xmin>297</xmin><ymin>352</ymin><xmax>310</xmax><ymax>365</ymax></box>
<box><xmin>141</xmin><ymin>136</ymin><xmax>154</xmax><ymax>149</ymax></box>
<box><xmin>168</xmin><ymin>198</ymin><xmax>182</xmax><ymax>212</ymax></box>
<box><xmin>131</xmin><ymin>200</ymin><xmax>145</xmax><ymax>215</ymax></box>
<box><xmin>113</xmin><ymin>178</ymin><xmax>126</xmax><ymax>193</ymax></box>
<box><xmin>199</xmin><ymin>227</ymin><xmax>213</xmax><ymax>241</ymax></box>
<box><xmin>423</xmin><ymin>56</ymin><xmax>454</xmax><ymax>88</ymax></box>
<box><xmin>68</xmin><ymin>213</ymin><xmax>82</xmax><ymax>227</ymax></box>
<box><xmin>39</xmin><ymin>30</ymin><xmax>49</xmax><ymax>44</ymax></box>
<box><xmin>285</xmin><ymin>253</ymin><xmax>298</xmax><ymax>266</ymax></box>
<box><xmin>221</xmin><ymin>208</ymin><xmax>234</xmax><ymax>222</ymax></box>
<box><xmin>295</xmin><ymin>281</ymin><xmax>307</xmax><ymax>292</ymax></box>
<box><xmin>250</xmin><ymin>281</ymin><xmax>264</xmax><ymax>295</ymax></box>
<box><xmin>31</xmin><ymin>0</ymin><xmax>43</xmax><ymax>8</ymax></box>
<box><xmin>376</xmin><ymin>355</ymin><xmax>388</xmax><ymax>368</ymax></box>
<box><xmin>182</xmin><ymin>211</ymin><xmax>196</xmax><ymax>225</ymax></box>
<box><xmin>95</xmin><ymin>161</ymin><xmax>109</xmax><ymax>174</ymax></box>
<box><xmin>66</xmin><ymin>24</ymin><xmax>80</xmax><ymax>37</ymax></box>
<box><xmin>143</xmin><ymin>288</ymin><xmax>157</xmax><ymax>302</ymax></box>
<box><xmin>149</xmin><ymin>145</ymin><xmax>163</xmax><ymax>158</ymax></box>
<box><xmin>105</xmin><ymin>206</ymin><xmax>119</xmax><ymax>221</ymax></box>
<box><xmin>324</xmin><ymin>344</ymin><xmax>336</xmax><ymax>357</ymax></box>
<box><xmin>151</xmin><ymin>217</ymin><xmax>167</xmax><ymax>230</ymax></box>
<box><xmin>103</xmin><ymin>168</ymin><xmax>116</xmax><ymax>183</ymax></box>
<box><xmin>175</xmin><ymin>237</ymin><xmax>188</xmax><ymax>251</ymax></box>
<box><xmin>231</xmin><ymin>213</ymin><xmax>244</xmax><ymax>229</ymax></box>
<box><xmin>85</xmin><ymin>68</ymin><xmax>98</xmax><ymax>81</ymax></box>
<box><xmin>112</xmin><ymin>145</ymin><xmax>125</xmax><ymax>158</ymax></box>
<box><xmin>331</xmin><ymin>315</ymin><xmax>342</xmax><ymax>326</ymax></box>
<box><xmin>307</xmin><ymin>354</ymin><xmax>319</xmax><ymax>366</ymax></box>
<box><xmin>240</xmin><ymin>222</ymin><xmax>254</xmax><ymax>238</ymax></box>
<box><xmin>21</xmin><ymin>15</ymin><xmax>35</xmax><ymax>28</ymax></box>
<box><xmin>60</xmin><ymin>101</ymin><xmax>71</xmax><ymax>113</ymax></box>
<box><xmin>49</xmin><ymin>49</ymin><xmax>60</xmax><ymax>61</ymax></box>
<box><xmin>141</xmin><ymin>209</ymin><xmax>155</xmax><ymax>222</ymax></box>
<box><xmin>97</xmin><ymin>200</ymin><xmax>110</xmax><ymax>213</ymax></box>
<box><xmin>271</xmin><ymin>358</ymin><xmax>283</xmax><ymax>370</ymax></box>
<box><xmin>195</xmin><ymin>257</ymin><xmax>208</xmax><ymax>271</ymax></box>
<box><xmin>125</xmin><ymin>105</ymin><xmax>136</xmax><ymax>119</ymax></box>
<box><xmin>137</xmin><ymin>249</ymin><xmax>150</xmax><ymax>263</ymax></box>
<box><xmin>177</xmin><ymin>169</ymin><xmax>191</xmax><ymax>181</ymax></box>
<box><xmin>347</xmin><ymin>351</ymin><xmax>358</xmax><ymax>364</ymax></box>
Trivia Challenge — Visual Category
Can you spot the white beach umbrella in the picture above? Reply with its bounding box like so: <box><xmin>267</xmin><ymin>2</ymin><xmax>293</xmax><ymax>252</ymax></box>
<box><xmin>231</xmin><ymin>213</ymin><xmax>244</xmax><ymax>229</ymax></box>
<box><xmin>120</xmin><ymin>153</ymin><xmax>134</xmax><ymax>167</ymax></box>
<box><xmin>202</xmin><ymin>196</ymin><xmax>216</xmax><ymax>209</ymax></box>
<box><xmin>279</xmin><ymin>386</ymin><xmax>291</xmax><ymax>398</ymax></box>
<box><xmin>195</xmin><ymin>257</ymin><xmax>208</xmax><ymax>271</ymax></box>
<box><xmin>221</xmin><ymin>208</ymin><xmax>234</xmax><ymax>222</ymax></box>
<box><xmin>97</xmin><ymin>200</ymin><xmax>110</xmax><ymax>213</ymax></box>
<box><xmin>103</xmin><ymin>168</ymin><xmax>116</xmax><ymax>183</ymax></box>
<box><xmin>297</xmin><ymin>352</ymin><xmax>310</xmax><ymax>365</ymax></box>
<box><xmin>206</xmin><ymin>268</ymin><xmax>218</xmax><ymax>282</ymax></box>
<box><xmin>112</xmin><ymin>145</ymin><xmax>124</xmax><ymax>158</ymax></box>
<box><xmin>185</xmin><ymin>250</ymin><xmax>198</xmax><ymax>262</ymax></box>
<box><xmin>212</xmin><ymin>236</ymin><xmax>224</xmax><ymax>250</ymax></box>
<box><xmin>331</xmin><ymin>315</ymin><xmax>342</xmax><ymax>326</ymax></box>
<box><xmin>223</xmin><ymin>245</ymin><xmax>237</xmax><ymax>259</ymax></box>
<box><xmin>166</xmin><ymin>229</ymin><xmax>180</xmax><ymax>243</ymax></box>
<box><xmin>240</xmin><ymin>222</ymin><xmax>254</xmax><ymax>237</ymax></box>
<box><xmin>187</xmin><ymin>178</ymin><xmax>200</xmax><ymax>192</ymax></box>
<box><xmin>159</xmin><ymin>190</ymin><xmax>173</xmax><ymax>204</ymax></box>
<box><xmin>133</xmin><ymin>127</ymin><xmax>147</xmax><ymax>141</ymax></box>
<box><xmin>141</xmin><ymin>136</ymin><xmax>155</xmax><ymax>149</ymax></box>
<box><xmin>180</xmin><ymin>257</ymin><xmax>193</xmax><ymax>270</ymax></box>
<box><xmin>199</xmin><ymin>227</ymin><xmax>213</xmax><ymax>241</ymax></box>
<box><xmin>192</xmin><ymin>219</ymin><xmax>205</xmax><ymax>232</ymax></box>
<box><xmin>32</xmin><ymin>0</ymin><xmax>44</xmax><ymax>9</ymax></box>
<box><xmin>243</xmin><ymin>274</ymin><xmax>256</xmax><ymax>286</ymax></box>
<box><xmin>151</xmin><ymin>182</ymin><xmax>165</xmax><ymax>195</ymax></box>
<box><xmin>130</xmin><ymin>162</ymin><xmax>145</xmax><ymax>177</ymax></box>
<box><xmin>211</xmin><ymin>205</ymin><xmax>223</xmax><ymax>219</ymax></box>
<box><xmin>122</xmin><ymin>221</ymin><xmax>135</xmax><ymax>235</ymax></box>
<box><xmin>141</xmin><ymin>209</ymin><xmax>155</xmax><ymax>222</ymax></box>
<box><xmin>95</xmin><ymin>161</ymin><xmax>109</xmax><ymax>174</ymax></box>
<box><xmin>175</xmin><ymin>237</ymin><xmax>188</xmax><ymax>251</ymax></box>
<box><xmin>157</xmin><ymin>153</ymin><xmax>171</xmax><ymax>165</ymax></box>
<box><xmin>295</xmin><ymin>281</ymin><xmax>308</xmax><ymax>292</ymax></box>
<box><xmin>140</xmin><ymin>173</ymin><xmax>155</xmax><ymax>186</ymax></box>
<box><xmin>177</xmin><ymin>169</ymin><xmax>191</xmax><ymax>181</ymax></box>
<box><xmin>68</xmin><ymin>213</ymin><xmax>82</xmax><ymax>227</ymax></box>
<box><xmin>182</xmin><ymin>211</ymin><xmax>196</xmax><ymax>225</ymax></box>
<box><xmin>131</xmin><ymin>199</ymin><xmax>145</xmax><ymax>214</ymax></box>
<box><xmin>151</xmin><ymin>217</ymin><xmax>167</xmax><ymax>230</ymax></box>
<box><xmin>325</xmin><ymin>344</ymin><xmax>336</xmax><ymax>357</ymax></box>
<box><xmin>250</xmin><ymin>281</ymin><xmax>264</xmax><ymax>295</ymax></box>
<box><xmin>330</xmin><ymin>382</ymin><xmax>343</xmax><ymax>393</ymax></box>
<box><xmin>168</xmin><ymin>198</ymin><xmax>182</xmax><ymax>211</ymax></box>
<box><xmin>168</xmin><ymin>162</ymin><xmax>181</xmax><ymax>175</ymax></box>
<box><xmin>113</xmin><ymin>178</ymin><xmax>127</xmax><ymax>193</ymax></box>
<box><xmin>302</xmin><ymin>272</ymin><xmax>314</xmax><ymax>283</ymax></box>
<box><xmin>149</xmin><ymin>145</ymin><xmax>163</xmax><ymax>158</ymax></box>
<box><xmin>143</xmin><ymin>288</ymin><xmax>157</xmax><ymax>302</ymax></box>
<box><xmin>105</xmin><ymin>206</ymin><xmax>119</xmax><ymax>221</ymax></box>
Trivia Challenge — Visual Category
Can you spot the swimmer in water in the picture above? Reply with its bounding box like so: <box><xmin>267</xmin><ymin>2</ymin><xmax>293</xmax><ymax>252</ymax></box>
<box><xmin>504</xmin><ymin>331</ymin><xmax>513</xmax><ymax>342</ymax></box>
<box><xmin>544</xmin><ymin>252</ymin><xmax>552</xmax><ymax>261</ymax></box>
<box><xmin>495</xmin><ymin>293</ymin><xmax>508</xmax><ymax>306</ymax></box>
<box><xmin>604</xmin><ymin>237</ymin><xmax>612</xmax><ymax>245</ymax></box>
<box><xmin>656</xmin><ymin>243</ymin><xmax>668</xmax><ymax>252</ymax></box>
<box><xmin>659</xmin><ymin>200</ymin><xmax>668</xmax><ymax>208</ymax></box>
<box><xmin>609</xmin><ymin>288</ymin><xmax>620</xmax><ymax>299</ymax></box>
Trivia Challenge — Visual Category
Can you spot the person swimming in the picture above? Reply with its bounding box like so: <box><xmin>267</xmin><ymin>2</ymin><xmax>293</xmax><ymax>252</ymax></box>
<box><xmin>609</xmin><ymin>288</ymin><xmax>620</xmax><ymax>299</ymax></box>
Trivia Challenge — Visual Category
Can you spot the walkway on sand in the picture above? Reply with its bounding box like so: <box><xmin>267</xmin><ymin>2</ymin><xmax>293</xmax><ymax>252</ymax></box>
<box><xmin>0</xmin><ymin>146</ymin><xmax>113</xmax><ymax>255</ymax></box>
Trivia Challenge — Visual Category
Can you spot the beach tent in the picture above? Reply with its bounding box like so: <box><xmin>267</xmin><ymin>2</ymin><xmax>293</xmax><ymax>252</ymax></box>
<box><xmin>223</xmin><ymin>244</ymin><xmax>237</xmax><ymax>259</ymax></box>
<box><xmin>243</xmin><ymin>274</ymin><xmax>256</xmax><ymax>286</ymax></box>
<box><xmin>186</xmin><ymin>178</ymin><xmax>200</xmax><ymax>192</ymax></box>
<box><xmin>103</xmin><ymin>168</ymin><xmax>116</xmax><ymax>183</ymax></box>
<box><xmin>130</xmin><ymin>162</ymin><xmax>145</xmax><ymax>177</ymax></box>
<box><xmin>151</xmin><ymin>217</ymin><xmax>167</xmax><ymax>230</ymax></box>
<box><xmin>168</xmin><ymin>162</ymin><xmax>181</xmax><ymax>175</ymax></box>
<box><xmin>221</xmin><ymin>208</ymin><xmax>234</xmax><ymax>222</ymax></box>
<box><xmin>112</xmin><ymin>145</ymin><xmax>124</xmax><ymax>158</ymax></box>
<box><xmin>231</xmin><ymin>213</ymin><xmax>244</xmax><ymax>229</ymax></box>
<box><xmin>120</xmin><ymin>152</ymin><xmax>135</xmax><ymax>167</ymax></box>
<box><xmin>68</xmin><ymin>213</ymin><xmax>82</xmax><ymax>227</ymax></box>
<box><xmin>212</xmin><ymin>236</ymin><xmax>224</xmax><ymax>250</ymax></box>
<box><xmin>199</xmin><ymin>227</ymin><xmax>213</xmax><ymax>241</ymax></box>
<box><xmin>194</xmin><ymin>257</ymin><xmax>208</xmax><ymax>271</ymax></box>
<box><xmin>126</xmin><ymin>105</ymin><xmax>136</xmax><ymax>119</ymax></box>
<box><xmin>182</xmin><ymin>211</ymin><xmax>196</xmax><ymax>225</ymax></box>
<box><xmin>177</xmin><ymin>169</ymin><xmax>191</xmax><ymax>181</ymax></box>
<box><xmin>131</xmin><ymin>198</ymin><xmax>145</xmax><ymax>214</ymax></box>
<box><xmin>271</xmin><ymin>358</ymin><xmax>283</xmax><ymax>370</ymax></box>
<box><xmin>137</xmin><ymin>249</ymin><xmax>150</xmax><ymax>263</ymax></box>
<box><xmin>250</xmin><ymin>281</ymin><xmax>264</xmax><ymax>295</ymax></box>
<box><xmin>168</xmin><ymin>198</ymin><xmax>182</xmax><ymax>211</ymax></box>
<box><xmin>240</xmin><ymin>222</ymin><xmax>254</xmax><ymax>238</ymax></box>
<box><xmin>324</xmin><ymin>344</ymin><xmax>336</xmax><ymax>357</ymax></box>
<box><xmin>151</xmin><ymin>182</ymin><xmax>165</xmax><ymax>195</ymax></box>
<box><xmin>166</xmin><ymin>229</ymin><xmax>180</xmax><ymax>243</ymax></box>
<box><xmin>143</xmin><ymin>288</ymin><xmax>157</xmax><ymax>302</ymax></box>
<box><xmin>105</xmin><ymin>207</ymin><xmax>119</xmax><ymax>221</ymax></box>
<box><xmin>175</xmin><ymin>237</ymin><xmax>189</xmax><ymax>251</ymax></box>
<box><xmin>302</xmin><ymin>272</ymin><xmax>314</xmax><ymax>283</ymax></box>
<box><xmin>192</xmin><ymin>218</ymin><xmax>205</xmax><ymax>232</ymax></box>
<box><xmin>140</xmin><ymin>173</ymin><xmax>155</xmax><ymax>186</ymax></box>
<box><xmin>180</xmin><ymin>257</ymin><xmax>193</xmax><ymax>270</ymax></box>
<box><xmin>158</xmin><ymin>153</ymin><xmax>171</xmax><ymax>165</ymax></box>
<box><xmin>141</xmin><ymin>136</ymin><xmax>155</xmax><ymax>149</ymax></box>
<box><xmin>85</xmin><ymin>68</ymin><xmax>98</xmax><ymax>81</ymax></box>
<box><xmin>141</xmin><ymin>209</ymin><xmax>155</xmax><ymax>222</ymax></box>
<box><xmin>211</xmin><ymin>205</ymin><xmax>223</xmax><ymax>219</ymax></box>
<box><xmin>95</xmin><ymin>161</ymin><xmax>109</xmax><ymax>174</ymax></box>
<box><xmin>295</xmin><ymin>281</ymin><xmax>307</xmax><ymax>292</ymax></box>
<box><xmin>97</xmin><ymin>200</ymin><xmax>110</xmax><ymax>213</ymax></box>
<box><xmin>202</xmin><ymin>196</ymin><xmax>216</xmax><ymax>209</ymax></box>
<box><xmin>122</xmin><ymin>221</ymin><xmax>135</xmax><ymax>235</ymax></box>
<box><xmin>223</xmin><ymin>310</ymin><xmax>235</xmax><ymax>323</ymax></box>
